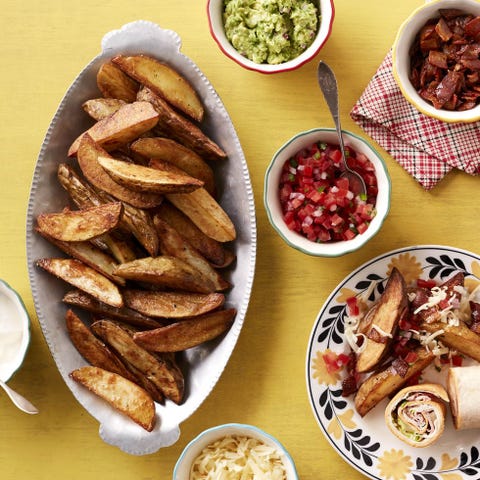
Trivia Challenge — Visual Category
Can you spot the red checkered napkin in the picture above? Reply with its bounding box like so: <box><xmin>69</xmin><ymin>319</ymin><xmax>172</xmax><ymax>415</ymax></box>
<box><xmin>350</xmin><ymin>50</ymin><xmax>480</xmax><ymax>190</ymax></box>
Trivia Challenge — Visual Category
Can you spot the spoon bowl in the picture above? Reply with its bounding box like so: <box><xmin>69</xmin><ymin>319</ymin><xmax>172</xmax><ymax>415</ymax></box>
<box><xmin>317</xmin><ymin>61</ymin><xmax>367</xmax><ymax>196</ymax></box>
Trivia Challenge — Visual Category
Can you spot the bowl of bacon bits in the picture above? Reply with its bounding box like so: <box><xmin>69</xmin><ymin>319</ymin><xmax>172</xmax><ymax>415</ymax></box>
<box><xmin>173</xmin><ymin>423</ymin><xmax>299</xmax><ymax>480</ymax></box>
<box><xmin>264</xmin><ymin>128</ymin><xmax>391</xmax><ymax>257</ymax></box>
<box><xmin>392</xmin><ymin>0</ymin><xmax>480</xmax><ymax>122</ymax></box>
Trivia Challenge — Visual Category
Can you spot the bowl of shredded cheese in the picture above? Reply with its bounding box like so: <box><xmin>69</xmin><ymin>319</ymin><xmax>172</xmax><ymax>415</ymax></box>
<box><xmin>173</xmin><ymin>423</ymin><xmax>298</xmax><ymax>480</ymax></box>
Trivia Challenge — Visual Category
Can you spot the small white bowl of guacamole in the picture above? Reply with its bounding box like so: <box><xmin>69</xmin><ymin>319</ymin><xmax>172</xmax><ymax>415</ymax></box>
<box><xmin>207</xmin><ymin>0</ymin><xmax>335</xmax><ymax>73</ymax></box>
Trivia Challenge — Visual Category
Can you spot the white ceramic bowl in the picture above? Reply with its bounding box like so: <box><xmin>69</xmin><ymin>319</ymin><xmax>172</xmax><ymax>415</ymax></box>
<box><xmin>173</xmin><ymin>423</ymin><xmax>299</xmax><ymax>479</ymax></box>
<box><xmin>264</xmin><ymin>128</ymin><xmax>391</xmax><ymax>257</ymax></box>
<box><xmin>206</xmin><ymin>0</ymin><xmax>335</xmax><ymax>74</ymax></box>
<box><xmin>0</xmin><ymin>279</ymin><xmax>31</xmax><ymax>382</ymax></box>
<box><xmin>392</xmin><ymin>0</ymin><xmax>480</xmax><ymax>123</ymax></box>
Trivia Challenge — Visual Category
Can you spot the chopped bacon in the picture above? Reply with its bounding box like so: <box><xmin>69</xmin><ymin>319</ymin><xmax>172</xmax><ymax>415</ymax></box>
<box><xmin>410</xmin><ymin>10</ymin><xmax>480</xmax><ymax>111</ymax></box>
<box><xmin>392</xmin><ymin>357</ymin><xmax>409</xmax><ymax>378</ymax></box>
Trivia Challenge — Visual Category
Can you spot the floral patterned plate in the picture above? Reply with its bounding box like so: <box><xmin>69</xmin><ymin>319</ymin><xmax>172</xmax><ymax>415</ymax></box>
<box><xmin>306</xmin><ymin>245</ymin><xmax>480</xmax><ymax>480</ymax></box>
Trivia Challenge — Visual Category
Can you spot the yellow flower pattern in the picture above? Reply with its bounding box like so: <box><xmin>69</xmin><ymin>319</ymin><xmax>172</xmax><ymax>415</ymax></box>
<box><xmin>311</xmin><ymin>349</ymin><xmax>340</xmax><ymax>386</ymax></box>
<box><xmin>387</xmin><ymin>253</ymin><xmax>423</xmax><ymax>285</ymax></box>
<box><xmin>438</xmin><ymin>452</ymin><xmax>463</xmax><ymax>480</ymax></box>
<box><xmin>377</xmin><ymin>449</ymin><xmax>412</xmax><ymax>480</ymax></box>
<box><xmin>465</xmin><ymin>260</ymin><xmax>480</xmax><ymax>293</ymax></box>
<box><xmin>326</xmin><ymin>409</ymin><xmax>356</xmax><ymax>440</ymax></box>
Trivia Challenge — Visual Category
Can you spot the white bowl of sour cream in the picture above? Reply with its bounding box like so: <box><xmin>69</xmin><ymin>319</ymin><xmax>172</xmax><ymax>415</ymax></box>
<box><xmin>0</xmin><ymin>279</ymin><xmax>31</xmax><ymax>382</ymax></box>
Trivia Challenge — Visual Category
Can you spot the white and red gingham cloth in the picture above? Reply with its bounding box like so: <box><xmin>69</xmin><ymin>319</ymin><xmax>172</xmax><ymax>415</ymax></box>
<box><xmin>350</xmin><ymin>50</ymin><xmax>480</xmax><ymax>190</ymax></box>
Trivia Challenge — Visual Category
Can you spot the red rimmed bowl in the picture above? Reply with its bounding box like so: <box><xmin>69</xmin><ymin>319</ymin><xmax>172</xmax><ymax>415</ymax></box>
<box><xmin>207</xmin><ymin>0</ymin><xmax>335</xmax><ymax>74</ymax></box>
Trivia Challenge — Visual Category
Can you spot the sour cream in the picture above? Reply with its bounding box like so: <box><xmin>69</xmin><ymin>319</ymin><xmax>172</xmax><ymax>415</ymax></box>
<box><xmin>0</xmin><ymin>280</ymin><xmax>30</xmax><ymax>381</ymax></box>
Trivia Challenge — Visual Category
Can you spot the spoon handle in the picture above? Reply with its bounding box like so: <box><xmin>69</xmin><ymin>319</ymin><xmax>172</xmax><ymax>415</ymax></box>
<box><xmin>0</xmin><ymin>380</ymin><xmax>39</xmax><ymax>414</ymax></box>
<box><xmin>317</xmin><ymin>61</ymin><xmax>346</xmax><ymax>154</ymax></box>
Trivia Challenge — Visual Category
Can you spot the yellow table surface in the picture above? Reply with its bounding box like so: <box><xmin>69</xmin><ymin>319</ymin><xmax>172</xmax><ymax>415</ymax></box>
<box><xmin>1</xmin><ymin>1</ymin><xmax>479</xmax><ymax>479</ymax></box>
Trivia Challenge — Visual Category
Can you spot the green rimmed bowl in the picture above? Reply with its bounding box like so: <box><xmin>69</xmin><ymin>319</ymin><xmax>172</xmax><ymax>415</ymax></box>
<box><xmin>264</xmin><ymin>128</ymin><xmax>391</xmax><ymax>257</ymax></box>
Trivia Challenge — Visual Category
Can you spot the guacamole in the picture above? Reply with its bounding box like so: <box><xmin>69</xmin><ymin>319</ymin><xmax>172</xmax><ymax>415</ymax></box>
<box><xmin>223</xmin><ymin>0</ymin><xmax>320</xmax><ymax>65</ymax></box>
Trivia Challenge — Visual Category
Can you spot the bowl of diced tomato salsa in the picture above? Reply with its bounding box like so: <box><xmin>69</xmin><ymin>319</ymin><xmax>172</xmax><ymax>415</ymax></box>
<box><xmin>264</xmin><ymin>128</ymin><xmax>391</xmax><ymax>257</ymax></box>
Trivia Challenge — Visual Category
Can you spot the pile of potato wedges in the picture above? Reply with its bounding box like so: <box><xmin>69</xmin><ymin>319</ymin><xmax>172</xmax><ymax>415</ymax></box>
<box><xmin>34</xmin><ymin>54</ymin><xmax>238</xmax><ymax>431</ymax></box>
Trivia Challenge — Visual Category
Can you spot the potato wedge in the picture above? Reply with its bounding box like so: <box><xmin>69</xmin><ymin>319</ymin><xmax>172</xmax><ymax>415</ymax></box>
<box><xmin>76</xmin><ymin>134</ymin><xmax>163</xmax><ymax>209</ymax></box>
<box><xmin>36</xmin><ymin>202</ymin><xmax>123</xmax><ymax>242</ymax></box>
<box><xmin>355</xmin><ymin>346</ymin><xmax>435</xmax><ymax>417</ymax></box>
<box><xmin>97</xmin><ymin>156</ymin><xmax>203</xmax><ymax>194</ymax></box>
<box><xmin>419</xmin><ymin>320</ymin><xmax>480</xmax><ymax>363</ymax></box>
<box><xmin>70</xmin><ymin>366</ymin><xmax>156</xmax><ymax>431</ymax></box>
<box><xmin>91</xmin><ymin>320</ymin><xmax>184</xmax><ymax>404</ymax></box>
<box><xmin>57</xmin><ymin>162</ymin><xmax>158</xmax><ymax>257</ymax></box>
<box><xmin>153</xmin><ymin>215</ymin><xmax>230</xmax><ymax>291</ymax></box>
<box><xmin>112</xmin><ymin>54</ymin><xmax>204</xmax><ymax>122</ymax></box>
<box><xmin>62</xmin><ymin>289</ymin><xmax>162</xmax><ymax>329</ymax></box>
<box><xmin>35</xmin><ymin>228</ymin><xmax>125</xmax><ymax>285</ymax></box>
<box><xmin>96</xmin><ymin>61</ymin><xmax>139</xmax><ymax>102</ymax></box>
<box><xmin>137</xmin><ymin>86</ymin><xmax>226</xmax><ymax>161</ymax></box>
<box><xmin>167</xmin><ymin>188</ymin><xmax>236</xmax><ymax>243</ymax></box>
<box><xmin>82</xmin><ymin>98</ymin><xmax>126</xmax><ymax>121</ymax></box>
<box><xmin>356</xmin><ymin>268</ymin><xmax>408</xmax><ymax>373</ymax></box>
<box><xmin>156</xmin><ymin>202</ymin><xmax>235</xmax><ymax>268</ymax></box>
<box><xmin>36</xmin><ymin>257</ymin><xmax>123</xmax><ymax>308</ymax></box>
<box><xmin>133</xmin><ymin>308</ymin><xmax>236</xmax><ymax>352</ymax></box>
<box><xmin>131</xmin><ymin>137</ymin><xmax>216</xmax><ymax>195</ymax></box>
<box><xmin>123</xmin><ymin>289</ymin><xmax>225</xmax><ymax>319</ymax></box>
<box><xmin>68</xmin><ymin>101</ymin><xmax>159</xmax><ymax>157</ymax></box>
<box><xmin>113</xmin><ymin>256</ymin><xmax>217</xmax><ymax>294</ymax></box>
<box><xmin>66</xmin><ymin>309</ymin><xmax>135</xmax><ymax>380</ymax></box>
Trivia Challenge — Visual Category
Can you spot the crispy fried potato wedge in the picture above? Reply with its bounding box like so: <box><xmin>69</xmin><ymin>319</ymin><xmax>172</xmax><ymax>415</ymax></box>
<box><xmin>35</xmin><ymin>228</ymin><xmax>125</xmax><ymax>285</ymax></box>
<box><xmin>97</xmin><ymin>156</ymin><xmax>203</xmax><ymax>194</ymax></box>
<box><xmin>123</xmin><ymin>289</ymin><xmax>225</xmax><ymax>319</ymax></box>
<box><xmin>355</xmin><ymin>347</ymin><xmax>435</xmax><ymax>417</ymax></box>
<box><xmin>96</xmin><ymin>61</ymin><xmax>139</xmax><ymax>102</ymax></box>
<box><xmin>420</xmin><ymin>320</ymin><xmax>480</xmax><ymax>363</ymax></box>
<box><xmin>91</xmin><ymin>320</ymin><xmax>184</xmax><ymax>404</ymax></box>
<box><xmin>83</xmin><ymin>98</ymin><xmax>126</xmax><ymax>121</ymax></box>
<box><xmin>166</xmin><ymin>188</ymin><xmax>236</xmax><ymax>243</ymax></box>
<box><xmin>66</xmin><ymin>309</ymin><xmax>135</xmax><ymax>380</ymax></box>
<box><xmin>131</xmin><ymin>137</ymin><xmax>216</xmax><ymax>195</ymax></box>
<box><xmin>121</xmin><ymin>361</ymin><xmax>164</xmax><ymax>404</ymax></box>
<box><xmin>156</xmin><ymin>203</ymin><xmax>235</xmax><ymax>268</ymax></box>
<box><xmin>36</xmin><ymin>258</ymin><xmax>123</xmax><ymax>308</ymax></box>
<box><xmin>36</xmin><ymin>202</ymin><xmax>123</xmax><ymax>242</ymax></box>
<box><xmin>62</xmin><ymin>289</ymin><xmax>162</xmax><ymax>329</ymax></box>
<box><xmin>113</xmin><ymin>256</ymin><xmax>216</xmax><ymax>293</ymax></box>
<box><xmin>68</xmin><ymin>101</ymin><xmax>159</xmax><ymax>157</ymax></box>
<box><xmin>57</xmin><ymin>163</ymin><xmax>159</xmax><ymax>256</ymax></box>
<box><xmin>356</xmin><ymin>268</ymin><xmax>408</xmax><ymax>373</ymax></box>
<box><xmin>77</xmin><ymin>134</ymin><xmax>163</xmax><ymax>209</ymax></box>
<box><xmin>112</xmin><ymin>54</ymin><xmax>204</xmax><ymax>122</ymax></box>
<box><xmin>133</xmin><ymin>308</ymin><xmax>236</xmax><ymax>352</ymax></box>
<box><xmin>137</xmin><ymin>87</ymin><xmax>226</xmax><ymax>161</ymax></box>
<box><xmin>154</xmin><ymin>215</ymin><xmax>230</xmax><ymax>291</ymax></box>
<box><xmin>70</xmin><ymin>366</ymin><xmax>156</xmax><ymax>431</ymax></box>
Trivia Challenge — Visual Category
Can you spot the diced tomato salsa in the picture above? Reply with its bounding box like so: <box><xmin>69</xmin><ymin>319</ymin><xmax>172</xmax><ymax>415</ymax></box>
<box><xmin>278</xmin><ymin>141</ymin><xmax>378</xmax><ymax>243</ymax></box>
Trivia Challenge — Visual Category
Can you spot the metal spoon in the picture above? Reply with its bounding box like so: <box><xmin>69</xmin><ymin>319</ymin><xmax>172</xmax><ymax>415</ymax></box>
<box><xmin>317</xmin><ymin>61</ymin><xmax>367</xmax><ymax>196</ymax></box>
<box><xmin>0</xmin><ymin>379</ymin><xmax>39</xmax><ymax>414</ymax></box>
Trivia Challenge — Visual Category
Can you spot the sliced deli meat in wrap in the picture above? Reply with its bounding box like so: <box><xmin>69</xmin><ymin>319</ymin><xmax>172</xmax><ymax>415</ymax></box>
<box><xmin>447</xmin><ymin>365</ymin><xmax>480</xmax><ymax>430</ymax></box>
<box><xmin>385</xmin><ymin>383</ymin><xmax>449</xmax><ymax>447</ymax></box>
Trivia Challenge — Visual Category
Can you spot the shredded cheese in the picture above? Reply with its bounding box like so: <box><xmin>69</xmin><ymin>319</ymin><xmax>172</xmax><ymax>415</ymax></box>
<box><xmin>371</xmin><ymin>324</ymin><xmax>393</xmax><ymax>339</ymax></box>
<box><xmin>190</xmin><ymin>435</ymin><xmax>287</xmax><ymax>480</ymax></box>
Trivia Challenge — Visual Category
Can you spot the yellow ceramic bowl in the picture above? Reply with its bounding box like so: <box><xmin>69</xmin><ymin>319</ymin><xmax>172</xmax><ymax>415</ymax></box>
<box><xmin>392</xmin><ymin>0</ymin><xmax>480</xmax><ymax>123</ymax></box>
